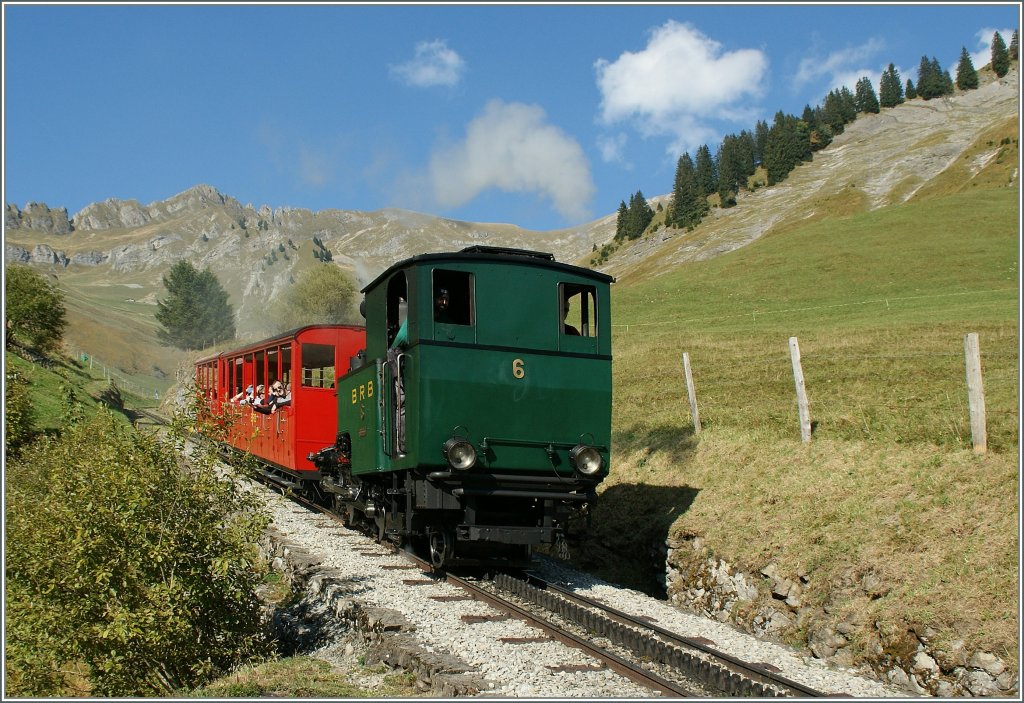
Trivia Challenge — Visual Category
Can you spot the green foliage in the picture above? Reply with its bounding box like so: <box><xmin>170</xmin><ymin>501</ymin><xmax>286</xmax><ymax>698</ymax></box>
<box><xmin>4</xmin><ymin>365</ymin><xmax>36</xmax><ymax>456</ymax></box>
<box><xmin>991</xmin><ymin>31</ymin><xmax>1010</xmax><ymax>77</ymax></box>
<box><xmin>917</xmin><ymin>56</ymin><xmax>953</xmax><ymax>99</ymax></box>
<box><xmin>669</xmin><ymin>152</ymin><xmax>707</xmax><ymax>229</ymax></box>
<box><xmin>763</xmin><ymin>111</ymin><xmax>811</xmax><ymax>186</ymax></box>
<box><xmin>614</xmin><ymin>191</ymin><xmax>654</xmax><ymax>241</ymax></box>
<box><xmin>271</xmin><ymin>264</ymin><xmax>358</xmax><ymax>330</ymax></box>
<box><xmin>879</xmin><ymin>63</ymin><xmax>904</xmax><ymax>108</ymax></box>
<box><xmin>905</xmin><ymin>78</ymin><xmax>917</xmax><ymax>100</ymax></box>
<box><xmin>155</xmin><ymin>261</ymin><xmax>236</xmax><ymax>350</ymax></box>
<box><xmin>5</xmin><ymin>265</ymin><xmax>68</xmax><ymax>354</ymax></box>
<box><xmin>854</xmin><ymin>76</ymin><xmax>880</xmax><ymax>114</ymax></box>
<box><xmin>4</xmin><ymin>403</ymin><xmax>271</xmax><ymax>696</ymax></box>
<box><xmin>1010</xmin><ymin>29</ymin><xmax>1018</xmax><ymax>61</ymax></box>
<box><xmin>955</xmin><ymin>47</ymin><xmax>979</xmax><ymax>90</ymax></box>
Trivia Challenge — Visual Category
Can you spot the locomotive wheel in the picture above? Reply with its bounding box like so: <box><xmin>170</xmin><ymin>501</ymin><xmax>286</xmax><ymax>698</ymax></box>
<box><xmin>428</xmin><ymin>529</ymin><xmax>454</xmax><ymax>568</ymax></box>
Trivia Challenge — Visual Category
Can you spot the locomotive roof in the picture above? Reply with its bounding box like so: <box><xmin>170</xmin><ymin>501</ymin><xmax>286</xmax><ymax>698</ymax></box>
<box><xmin>361</xmin><ymin>245</ymin><xmax>615</xmax><ymax>294</ymax></box>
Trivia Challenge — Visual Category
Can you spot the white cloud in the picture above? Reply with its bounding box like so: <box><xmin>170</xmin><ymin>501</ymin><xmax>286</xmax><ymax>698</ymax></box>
<box><xmin>428</xmin><ymin>99</ymin><xmax>594</xmax><ymax>223</ymax></box>
<box><xmin>390</xmin><ymin>39</ymin><xmax>465</xmax><ymax>88</ymax></box>
<box><xmin>794</xmin><ymin>37</ymin><xmax>885</xmax><ymax>88</ymax></box>
<box><xmin>830</xmin><ymin>68</ymin><xmax>882</xmax><ymax>96</ymax></box>
<box><xmin>594</xmin><ymin>21</ymin><xmax>768</xmax><ymax>157</ymax></box>
<box><xmin>597</xmin><ymin>132</ymin><xmax>630</xmax><ymax>166</ymax></box>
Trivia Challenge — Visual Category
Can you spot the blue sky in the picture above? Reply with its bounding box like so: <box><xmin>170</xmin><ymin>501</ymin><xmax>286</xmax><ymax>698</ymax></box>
<box><xmin>4</xmin><ymin>3</ymin><xmax>1020</xmax><ymax>231</ymax></box>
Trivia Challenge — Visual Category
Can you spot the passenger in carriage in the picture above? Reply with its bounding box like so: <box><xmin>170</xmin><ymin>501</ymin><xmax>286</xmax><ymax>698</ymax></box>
<box><xmin>271</xmin><ymin>382</ymin><xmax>292</xmax><ymax>414</ymax></box>
<box><xmin>255</xmin><ymin>381</ymin><xmax>284</xmax><ymax>415</ymax></box>
<box><xmin>231</xmin><ymin>384</ymin><xmax>255</xmax><ymax>404</ymax></box>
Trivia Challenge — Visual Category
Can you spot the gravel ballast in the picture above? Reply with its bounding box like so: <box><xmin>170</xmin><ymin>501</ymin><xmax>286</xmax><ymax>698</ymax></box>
<box><xmin>259</xmin><ymin>483</ymin><xmax>914</xmax><ymax>698</ymax></box>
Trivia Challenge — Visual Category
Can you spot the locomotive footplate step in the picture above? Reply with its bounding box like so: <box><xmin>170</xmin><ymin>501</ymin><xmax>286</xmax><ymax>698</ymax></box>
<box><xmin>546</xmin><ymin>663</ymin><xmax>606</xmax><ymax>673</ymax></box>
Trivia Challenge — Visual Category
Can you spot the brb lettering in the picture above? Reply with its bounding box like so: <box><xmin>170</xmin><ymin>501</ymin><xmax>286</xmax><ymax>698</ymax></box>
<box><xmin>351</xmin><ymin>380</ymin><xmax>374</xmax><ymax>404</ymax></box>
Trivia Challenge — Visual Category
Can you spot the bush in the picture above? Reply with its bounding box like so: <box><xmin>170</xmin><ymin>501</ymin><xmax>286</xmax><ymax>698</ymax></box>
<box><xmin>4</xmin><ymin>404</ymin><xmax>271</xmax><ymax>696</ymax></box>
<box><xmin>4</xmin><ymin>366</ymin><xmax>36</xmax><ymax>456</ymax></box>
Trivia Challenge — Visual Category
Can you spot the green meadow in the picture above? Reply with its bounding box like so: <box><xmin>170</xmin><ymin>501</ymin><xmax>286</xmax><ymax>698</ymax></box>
<box><xmin>585</xmin><ymin>187</ymin><xmax>1019</xmax><ymax>667</ymax></box>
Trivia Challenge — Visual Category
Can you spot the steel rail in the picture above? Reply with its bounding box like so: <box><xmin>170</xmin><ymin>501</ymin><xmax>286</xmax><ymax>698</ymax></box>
<box><xmin>389</xmin><ymin>548</ymin><xmax>697</xmax><ymax>698</ymax></box>
<box><xmin>514</xmin><ymin>571</ymin><xmax>833</xmax><ymax>697</ymax></box>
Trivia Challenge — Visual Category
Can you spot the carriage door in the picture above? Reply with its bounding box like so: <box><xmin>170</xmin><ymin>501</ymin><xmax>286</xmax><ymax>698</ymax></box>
<box><xmin>385</xmin><ymin>272</ymin><xmax>408</xmax><ymax>457</ymax></box>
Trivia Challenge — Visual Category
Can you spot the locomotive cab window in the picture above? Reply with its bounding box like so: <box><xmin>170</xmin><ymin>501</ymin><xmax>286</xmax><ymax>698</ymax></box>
<box><xmin>432</xmin><ymin>269</ymin><xmax>473</xmax><ymax>326</ymax></box>
<box><xmin>301</xmin><ymin>343</ymin><xmax>336</xmax><ymax>388</ymax></box>
<box><xmin>559</xmin><ymin>283</ymin><xmax>597</xmax><ymax>338</ymax></box>
<box><xmin>386</xmin><ymin>273</ymin><xmax>409</xmax><ymax>348</ymax></box>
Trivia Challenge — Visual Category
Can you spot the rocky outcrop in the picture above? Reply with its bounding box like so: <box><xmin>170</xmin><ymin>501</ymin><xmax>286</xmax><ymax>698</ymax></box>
<box><xmin>662</xmin><ymin>534</ymin><xmax>1018</xmax><ymax>697</ymax></box>
<box><xmin>6</xmin><ymin>202</ymin><xmax>72</xmax><ymax>234</ymax></box>
<box><xmin>4</xmin><ymin>243</ymin><xmax>68</xmax><ymax>267</ymax></box>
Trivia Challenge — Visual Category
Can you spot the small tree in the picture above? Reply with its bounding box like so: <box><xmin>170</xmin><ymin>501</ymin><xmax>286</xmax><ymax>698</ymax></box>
<box><xmin>5</xmin><ymin>265</ymin><xmax>67</xmax><ymax>354</ymax></box>
<box><xmin>270</xmin><ymin>264</ymin><xmax>358</xmax><ymax>331</ymax></box>
<box><xmin>956</xmin><ymin>47</ymin><xmax>979</xmax><ymax>90</ymax></box>
<box><xmin>905</xmin><ymin>78</ymin><xmax>917</xmax><ymax>99</ymax></box>
<box><xmin>155</xmin><ymin>261</ymin><xmax>236</xmax><ymax>350</ymax></box>
<box><xmin>1010</xmin><ymin>29</ymin><xmax>1018</xmax><ymax>61</ymax></box>
<box><xmin>991</xmin><ymin>31</ymin><xmax>1010</xmax><ymax>77</ymax></box>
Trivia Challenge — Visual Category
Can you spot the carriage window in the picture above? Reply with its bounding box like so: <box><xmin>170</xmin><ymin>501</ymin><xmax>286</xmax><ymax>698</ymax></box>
<box><xmin>281</xmin><ymin>345</ymin><xmax>292</xmax><ymax>386</ymax></box>
<box><xmin>267</xmin><ymin>347</ymin><xmax>280</xmax><ymax>387</ymax></box>
<box><xmin>301</xmin><ymin>343</ymin><xmax>336</xmax><ymax>388</ymax></box>
<box><xmin>254</xmin><ymin>350</ymin><xmax>265</xmax><ymax>391</ymax></box>
<box><xmin>559</xmin><ymin>283</ymin><xmax>598</xmax><ymax>338</ymax></box>
<box><xmin>433</xmin><ymin>269</ymin><xmax>473</xmax><ymax>325</ymax></box>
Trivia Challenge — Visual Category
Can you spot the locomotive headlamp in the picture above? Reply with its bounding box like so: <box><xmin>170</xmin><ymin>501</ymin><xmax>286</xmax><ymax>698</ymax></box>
<box><xmin>443</xmin><ymin>437</ymin><xmax>477</xmax><ymax>470</ymax></box>
<box><xmin>570</xmin><ymin>444</ymin><xmax>602</xmax><ymax>475</ymax></box>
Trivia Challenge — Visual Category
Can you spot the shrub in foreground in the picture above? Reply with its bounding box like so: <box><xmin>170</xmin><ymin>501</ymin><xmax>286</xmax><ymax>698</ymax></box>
<box><xmin>4</xmin><ymin>408</ymin><xmax>271</xmax><ymax>696</ymax></box>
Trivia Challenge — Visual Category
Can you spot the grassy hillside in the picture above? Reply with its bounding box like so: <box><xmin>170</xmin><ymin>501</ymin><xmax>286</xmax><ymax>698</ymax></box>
<box><xmin>582</xmin><ymin>186</ymin><xmax>1018</xmax><ymax>669</ymax></box>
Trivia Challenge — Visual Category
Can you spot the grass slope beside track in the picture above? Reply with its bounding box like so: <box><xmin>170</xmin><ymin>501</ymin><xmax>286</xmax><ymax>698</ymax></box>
<box><xmin>581</xmin><ymin>187</ymin><xmax>1019</xmax><ymax>670</ymax></box>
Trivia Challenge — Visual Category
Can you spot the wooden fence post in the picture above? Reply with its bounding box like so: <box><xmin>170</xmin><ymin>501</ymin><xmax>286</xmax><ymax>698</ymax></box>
<box><xmin>682</xmin><ymin>352</ymin><xmax>701</xmax><ymax>434</ymax></box>
<box><xmin>964</xmin><ymin>332</ymin><xmax>987</xmax><ymax>453</ymax></box>
<box><xmin>789</xmin><ymin>337</ymin><xmax>812</xmax><ymax>443</ymax></box>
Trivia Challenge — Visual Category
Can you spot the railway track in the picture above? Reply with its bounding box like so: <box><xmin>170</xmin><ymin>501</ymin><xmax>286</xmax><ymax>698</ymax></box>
<box><xmin>144</xmin><ymin>422</ymin><xmax>836</xmax><ymax>698</ymax></box>
<box><xmin>489</xmin><ymin>571</ymin><xmax>835</xmax><ymax>698</ymax></box>
<box><xmin>277</xmin><ymin>484</ymin><xmax>835</xmax><ymax>698</ymax></box>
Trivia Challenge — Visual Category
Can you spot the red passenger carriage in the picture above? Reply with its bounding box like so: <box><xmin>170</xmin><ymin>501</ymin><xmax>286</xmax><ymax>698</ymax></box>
<box><xmin>194</xmin><ymin>325</ymin><xmax>366</xmax><ymax>482</ymax></box>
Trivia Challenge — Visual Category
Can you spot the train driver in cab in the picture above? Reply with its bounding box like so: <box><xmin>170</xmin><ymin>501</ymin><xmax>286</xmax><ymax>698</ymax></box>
<box><xmin>561</xmin><ymin>293</ymin><xmax>581</xmax><ymax>336</ymax></box>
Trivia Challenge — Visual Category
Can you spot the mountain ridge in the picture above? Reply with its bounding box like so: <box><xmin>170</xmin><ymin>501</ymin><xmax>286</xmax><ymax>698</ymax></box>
<box><xmin>3</xmin><ymin>65</ymin><xmax>1018</xmax><ymax>387</ymax></box>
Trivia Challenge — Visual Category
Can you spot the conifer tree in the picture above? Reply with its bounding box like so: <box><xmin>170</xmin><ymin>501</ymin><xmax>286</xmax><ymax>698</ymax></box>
<box><xmin>1010</xmin><ymin>29</ymin><xmax>1019</xmax><ymax>61</ymax></box>
<box><xmin>694</xmin><ymin>144</ymin><xmax>717</xmax><ymax>198</ymax></box>
<box><xmin>716</xmin><ymin>141</ymin><xmax>737</xmax><ymax>207</ymax></box>
<box><xmin>854</xmin><ymin>76</ymin><xmax>880</xmax><ymax>113</ymax></box>
<box><xmin>991</xmin><ymin>31</ymin><xmax>1010</xmax><ymax>77</ymax></box>
<box><xmin>614</xmin><ymin>200</ymin><xmax>628</xmax><ymax>241</ymax></box>
<box><xmin>879</xmin><ymin>63</ymin><xmax>904</xmax><ymax>107</ymax></box>
<box><xmin>155</xmin><ymin>261</ymin><xmax>236</xmax><ymax>350</ymax></box>
<box><xmin>753</xmin><ymin>119</ymin><xmax>769</xmax><ymax>166</ymax></box>
<box><xmin>625</xmin><ymin>191</ymin><xmax>653</xmax><ymax>240</ymax></box>
<box><xmin>670</xmin><ymin>153</ymin><xmax>704</xmax><ymax>229</ymax></box>
<box><xmin>905</xmin><ymin>78</ymin><xmax>917</xmax><ymax>99</ymax></box>
<box><xmin>956</xmin><ymin>47</ymin><xmax>979</xmax><ymax>90</ymax></box>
